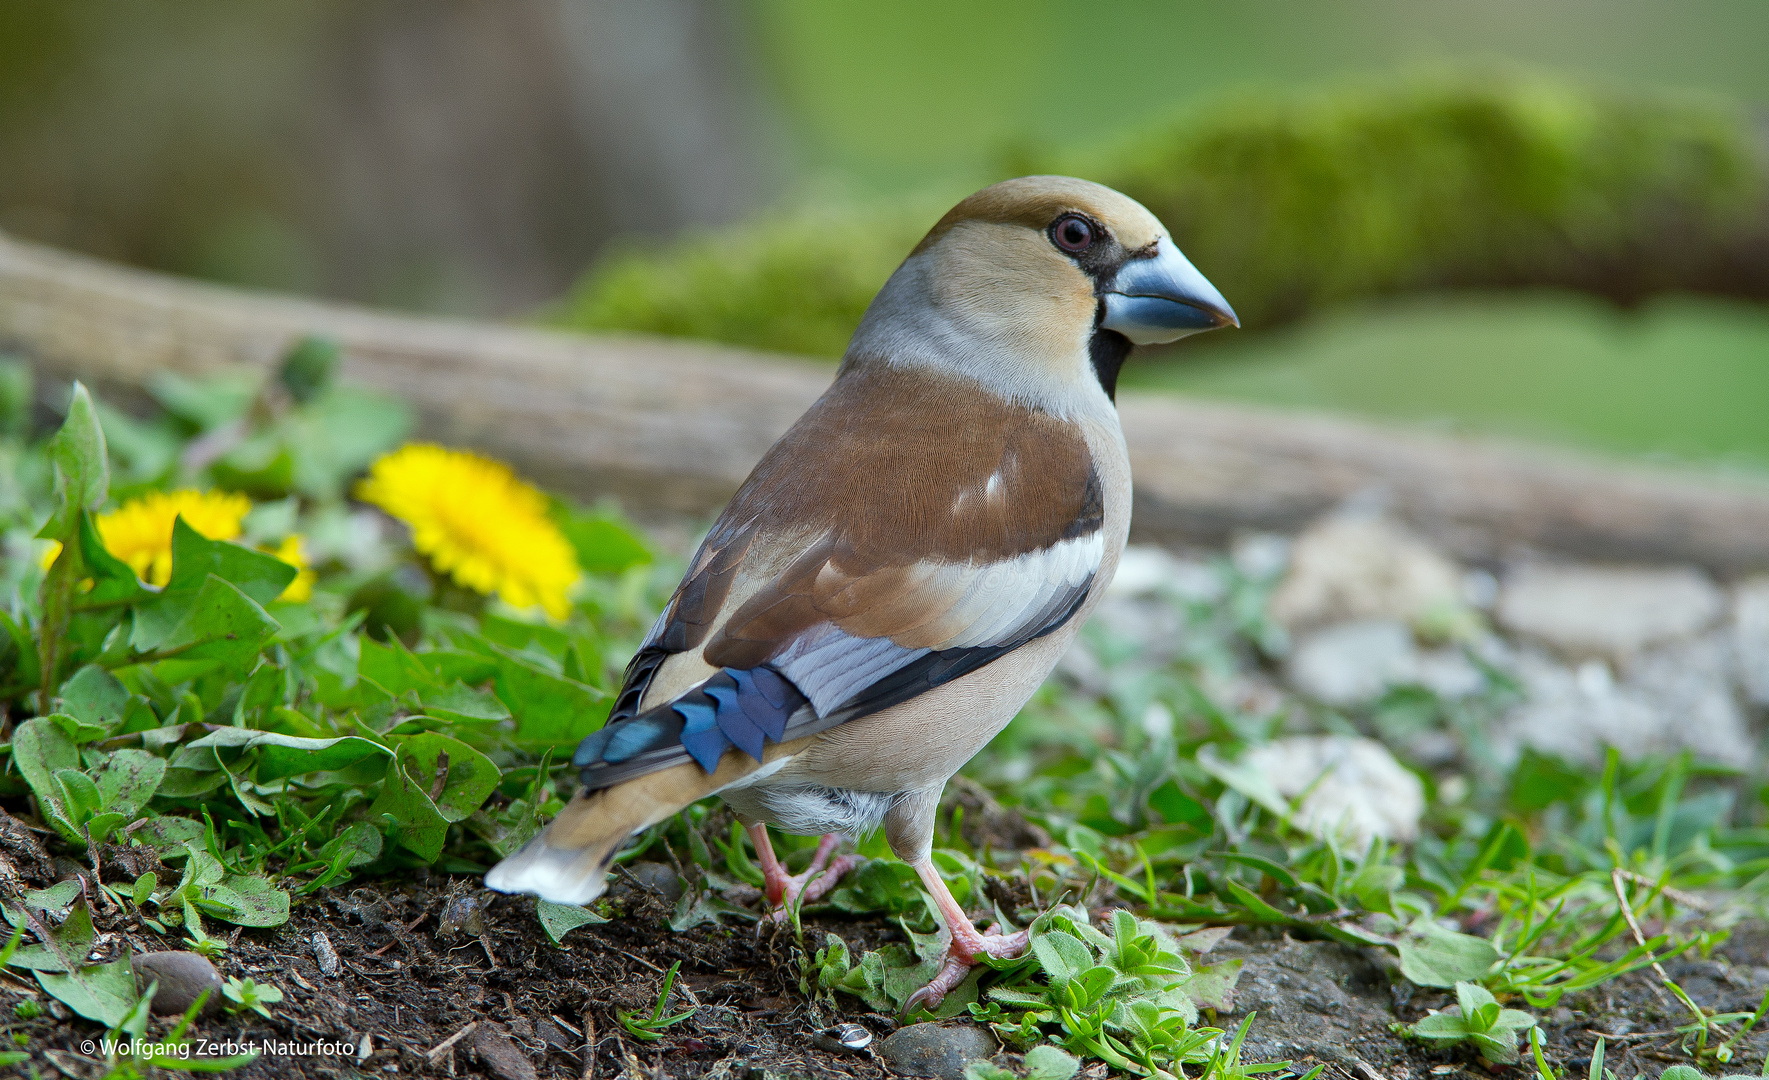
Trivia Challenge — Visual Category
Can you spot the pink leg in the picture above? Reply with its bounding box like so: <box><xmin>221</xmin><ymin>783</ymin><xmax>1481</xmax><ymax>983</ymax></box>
<box><xmin>903</xmin><ymin>858</ymin><xmax>1029</xmax><ymax>1015</ymax></box>
<box><xmin>746</xmin><ymin>825</ymin><xmax>859</xmax><ymax>920</ymax></box>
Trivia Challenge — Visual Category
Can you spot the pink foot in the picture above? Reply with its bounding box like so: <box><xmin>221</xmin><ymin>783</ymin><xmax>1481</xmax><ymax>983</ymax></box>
<box><xmin>904</xmin><ymin>922</ymin><xmax>1030</xmax><ymax>1015</ymax></box>
<box><xmin>901</xmin><ymin>859</ymin><xmax>1029</xmax><ymax>1015</ymax></box>
<box><xmin>748</xmin><ymin>827</ymin><xmax>859</xmax><ymax>923</ymax></box>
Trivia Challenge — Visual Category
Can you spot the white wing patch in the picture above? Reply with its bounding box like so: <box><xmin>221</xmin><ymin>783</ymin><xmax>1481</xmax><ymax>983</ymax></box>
<box><xmin>771</xmin><ymin>530</ymin><xmax>1103</xmax><ymax>718</ymax></box>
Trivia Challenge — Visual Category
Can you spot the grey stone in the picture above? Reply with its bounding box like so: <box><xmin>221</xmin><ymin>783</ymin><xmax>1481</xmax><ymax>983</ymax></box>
<box><xmin>439</xmin><ymin>889</ymin><xmax>487</xmax><ymax>938</ymax></box>
<box><xmin>619</xmin><ymin>861</ymin><xmax>685</xmax><ymax>904</ymax></box>
<box><xmin>311</xmin><ymin>930</ymin><xmax>340</xmax><ymax>977</ymax></box>
<box><xmin>1232</xmin><ymin>532</ymin><xmax>1292</xmax><ymax>582</ymax></box>
<box><xmin>1239</xmin><ymin>736</ymin><xmax>1425</xmax><ymax>847</ymax></box>
<box><xmin>1287</xmin><ymin>620</ymin><xmax>1417</xmax><ymax>705</ymax></box>
<box><xmin>134</xmin><ymin>951</ymin><xmax>222</xmax><ymax>1016</ymax></box>
<box><xmin>1285</xmin><ymin>620</ymin><xmax>1486</xmax><ymax>706</ymax></box>
<box><xmin>471</xmin><ymin>1023</ymin><xmax>537</xmax><ymax>1080</ymax></box>
<box><xmin>1497</xmin><ymin>563</ymin><xmax>1724</xmax><ymax>664</ymax></box>
<box><xmin>1106</xmin><ymin>545</ymin><xmax>1225</xmax><ymax>603</ymax></box>
<box><xmin>1733</xmin><ymin>577</ymin><xmax>1769</xmax><ymax>707</ymax></box>
<box><xmin>879</xmin><ymin>1023</ymin><xmax>998</xmax><ymax>1080</ymax></box>
<box><xmin>1214</xmin><ymin>935</ymin><xmax>1395</xmax><ymax>1065</ymax></box>
<box><xmin>1497</xmin><ymin>638</ymin><xmax>1752</xmax><ymax>767</ymax></box>
<box><xmin>1269</xmin><ymin>515</ymin><xmax>1463</xmax><ymax>632</ymax></box>
<box><xmin>1628</xmin><ymin>633</ymin><xmax>1751</xmax><ymax>760</ymax></box>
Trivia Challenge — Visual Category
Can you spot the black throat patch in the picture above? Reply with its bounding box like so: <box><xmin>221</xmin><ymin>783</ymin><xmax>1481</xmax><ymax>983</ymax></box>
<box><xmin>1088</xmin><ymin>326</ymin><xmax>1133</xmax><ymax>401</ymax></box>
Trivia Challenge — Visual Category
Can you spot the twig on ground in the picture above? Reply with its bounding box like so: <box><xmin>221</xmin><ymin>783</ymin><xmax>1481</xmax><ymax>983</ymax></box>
<box><xmin>1614</xmin><ymin>868</ymin><xmax>1711</xmax><ymax>913</ymax></box>
<box><xmin>426</xmin><ymin>1021</ymin><xmax>477</xmax><ymax>1062</ymax></box>
<box><xmin>581</xmin><ymin>1009</ymin><xmax>596</xmax><ymax>1080</ymax></box>
<box><xmin>367</xmin><ymin>911</ymin><xmax>429</xmax><ymax>957</ymax></box>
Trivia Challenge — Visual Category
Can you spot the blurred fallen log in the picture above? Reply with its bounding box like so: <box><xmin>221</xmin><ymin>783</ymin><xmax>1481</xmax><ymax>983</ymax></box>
<box><xmin>5</xmin><ymin>229</ymin><xmax>1769</xmax><ymax>575</ymax></box>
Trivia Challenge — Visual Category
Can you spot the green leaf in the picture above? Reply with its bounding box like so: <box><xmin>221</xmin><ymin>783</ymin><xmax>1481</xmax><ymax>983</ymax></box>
<box><xmin>179</xmin><ymin>730</ymin><xmax>393</xmax><ymax>784</ymax></box>
<box><xmin>397</xmin><ymin>733</ymin><xmax>500</xmax><ymax>823</ymax></box>
<box><xmin>536</xmin><ymin>899</ymin><xmax>609</xmax><ymax>945</ymax></box>
<box><xmin>1031</xmin><ymin>931</ymin><xmax>1092</xmax><ymax>989</ymax></box>
<box><xmin>1407</xmin><ymin>1012</ymin><xmax>1474</xmax><ymax>1041</ymax></box>
<box><xmin>131</xmin><ymin>817</ymin><xmax>206</xmax><ymax>852</ymax></box>
<box><xmin>143</xmin><ymin>575</ymin><xmax>282</xmax><ymax>683</ymax></box>
<box><xmin>15</xmin><ymin>880</ymin><xmax>83</xmax><ymax>917</ymax></box>
<box><xmin>6</xmin><ymin>899</ymin><xmax>96</xmax><ymax>971</ymax></box>
<box><xmin>1221</xmin><ymin>878</ymin><xmax>1292</xmax><ymax>924</ymax></box>
<box><xmin>667</xmin><ymin>880</ymin><xmax>757</xmax><ymax>932</ymax></box>
<box><xmin>315</xmin><ymin>823</ymin><xmax>382</xmax><ymax>870</ymax></box>
<box><xmin>1456</xmin><ymin>980</ymin><xmax>1499</xmax><ymax>1027</ymax></box>
<box><xmin>55</xmin><ymin>665</ymin><xmax>131</xmax><ymax>733</ymax></box>
<box><xmin>1469</xmin><ymin>1031</ymin><xmax>1520</xmax><ymax>1064</ymax></box>
<box><xmin>78</xmin><ymin>509</ymin><xmax>149</xmax><ymax>604</ymax></box>
<box><xmin>54</xmin><ymin>769</ymin><xmax>103</xmax><ymax>824</ymax></box>
<box><xmin>194</xmin><ymin>874</ymin><xmax>289</xmax><ymax>927</ymax></box>
<box><xmin>131</xmin><ymin>519</ymin><xmax>294</xmax><ymax>650</ymax></box>
<box><xmin>11</xmin><ymin>718</ymin><xmax>83</xmax><ymax>840</ymax></box>
<box><xmin>419</xmin><ymin>681</ymin><xmax>512</xmax><ymax>725</ymax></box>
<box><xmin>277</xmin><ymin>336</ymin><xmax>340</xmax><ymax>404</ymax></box>
<box><xmin>489</xmin><ymin>650</ymin><xmax>610</xmax><ymax>749</ymax></box>
<box><xmin>93</xmin><ymin>749</ymin><xmax>167</xmax><ymax>817</ymax></box>
<box><xmin>1023</xmin><ymin>1045</ymin><xmax>1081</xmax><ymax>1080</ymax></box>
<box><xmin>366</xmin><ymin>734</ymin><xmax>498</xmax><ymax>860</ymax></box>
<box><xmin>555</xmin><ymin>508</ymin><xmax>652</xmax><ymax>574</ymax></box>
<box><xmin>1397</xmin><ymin>921</ymin><xmax>1500</xmax><ymax>988</ymax></box>
<box><xmin>1178</xmin><ymin>958</ymin><xmax>1242</xmax><ymax>1012</ymax></box>
<box><xmin>37</xmin><ymin>382</ymin><xmax>108</xmax><ymax>541</ymax></box>
<box><xmin>1349</xmin><ymin>862</ymin><xmax>1404</xmax><ymax>913</ymax></box>
<box><xmin>35</xmin><ymin>956</ymin><xmax>137</xmax><ymax>1027</ymax></box>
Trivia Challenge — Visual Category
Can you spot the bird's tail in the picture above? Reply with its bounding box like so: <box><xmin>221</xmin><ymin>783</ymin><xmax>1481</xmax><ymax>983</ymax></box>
<box><xmin>485</xmin><ymin>756</ymin><xmax>736</xmax><ymax>905</ymax></box>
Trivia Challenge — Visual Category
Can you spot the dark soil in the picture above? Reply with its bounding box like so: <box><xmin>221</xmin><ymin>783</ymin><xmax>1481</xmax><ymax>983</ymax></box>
<box><xmin>6</xmin><ymin>861</ymin><xmax>1768</xmax><ymax>1080</ymax></box>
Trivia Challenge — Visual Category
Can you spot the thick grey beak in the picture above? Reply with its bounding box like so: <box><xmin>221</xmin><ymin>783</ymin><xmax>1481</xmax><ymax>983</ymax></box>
<box><xmin>1099</xmin><ymin>237</ymin><xmax>1238</xmax><ymax>344</ymax></box>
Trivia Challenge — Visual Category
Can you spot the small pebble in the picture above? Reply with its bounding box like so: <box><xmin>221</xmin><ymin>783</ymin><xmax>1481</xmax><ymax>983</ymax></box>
<box><xmin>312</xmin><ymin>930</ymin><xmax>341</xmax><ymax>977</ymax></box>
<box><xmin>879</xmin><ymin>1023</ymin><xmax>997</xmax><ymax>1080</ymax></box>
<box><xmin>812</xmin><ymin>1024</ymin><xmax>873</xmax><ymax>1054</ymax></box>
<box><xmin>134</xmin><ymin>951</ymin><xmax>222</xmax><ymax>1016</ymax></box>
<box><xmin>621</xmin><ymin>862</ymin><xmax>686</xmax><ymax>904</ymax></box>
<box><xmin>439</xmin><ymin>891</ymin><xmax>486</xmax><ymax>939</ymax></box>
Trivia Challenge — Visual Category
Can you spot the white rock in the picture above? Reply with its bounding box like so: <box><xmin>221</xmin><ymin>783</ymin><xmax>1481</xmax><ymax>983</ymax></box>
<box><xmin>1496</xmin><ymin>563</ymin><xmax>1724</xmax><ymax>665</ymax></box>
<box><xmin>1497</xmin><ymin>638</ymin><xmax>1753</xmax><ymax>767</ymax></box>
<box><xmin>1242</xmin><ymin>735</ymin><xmax>1425</xmax><ymax>847</ymax></box>
<box><xmin>1106</xmin><ymin>545</ymin><xmax>1224</xmax><ymax>603</ymax></box>
<box><xmin>1286</xmin><ymin>619</ymin><xmax>1486</xmax><ymax>706</ymax></box>
<box><xmin>1232</xmin><ymin>532</ymin><xmax>1292</xmax><ymax>581</ymax></box>
<box><xmin>1269</xmin><ymin>515</ymin><xmax>1463</xmax><ymax>631</ymax></box>
<box><xmin>1734</xmin><ymin>577</ymin><xmax>1769</xmax><ymax>707</ymax></box>
<box><xmin>1287</xmin><ymin>621</ymin><xmax>1417</xmax><ymax>706</ymax></box>
<box><xmin>1628</xmin><ymin>633</ymin><xmax>1753</xmax><ymax>763</ymax></box>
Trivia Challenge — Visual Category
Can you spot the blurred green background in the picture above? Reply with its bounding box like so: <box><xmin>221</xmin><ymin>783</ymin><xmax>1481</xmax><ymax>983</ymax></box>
<box><xmin>2</xmin><ymin>1</ymin><xmax>1765</xmax><ymax>470</ymax></box>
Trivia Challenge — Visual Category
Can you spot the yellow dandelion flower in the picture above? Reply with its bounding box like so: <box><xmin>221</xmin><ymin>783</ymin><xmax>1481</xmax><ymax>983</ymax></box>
<box><xmin>39</xmin><ymin>540</ymin><xmax>62</xmax><ymax>571</ymax></box>
<box><xmin>264</xmin><ymin>535</ymin><xmax>316</xmax><ymax>603</ymax></box>
<box><xmin>95</xmin><ymin>489</ymin><xmax>253</xmax><ymax>587</ymax></box>
<box><xmin>355</xmin><ymin>443</ymin><xmax>580</xmax><ymax>620</ymax></box>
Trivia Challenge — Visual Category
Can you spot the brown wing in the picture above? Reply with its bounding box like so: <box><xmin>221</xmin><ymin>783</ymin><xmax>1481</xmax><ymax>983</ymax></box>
<box><xmin>583</xmin><ymin>364</ymin><xmax>1102</xmax><ymax>786</ymax></box>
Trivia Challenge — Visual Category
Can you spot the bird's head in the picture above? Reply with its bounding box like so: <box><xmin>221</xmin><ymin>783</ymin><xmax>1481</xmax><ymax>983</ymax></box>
<box><xmin>847</xmin><ymin>175</ymin><xmax>1237</xmax><ymax>407</ymax></box>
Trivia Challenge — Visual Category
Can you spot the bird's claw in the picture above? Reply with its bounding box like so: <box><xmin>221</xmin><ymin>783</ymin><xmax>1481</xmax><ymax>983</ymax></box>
<box><xmin>756</xmin><ymin>852</ymin><xmax>861</xmax><ymax>929</ymax></box>
<box><xmin>900</xmin><ymin>927</ymin><xmax>1029</xmax><ymax>1017</ymax></box>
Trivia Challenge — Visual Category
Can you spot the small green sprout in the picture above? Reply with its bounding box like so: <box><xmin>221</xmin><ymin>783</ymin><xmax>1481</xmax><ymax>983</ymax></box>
<box><xmin>1406</xmin><ymin>981</ymin><xmax>1536</xmax><ymax>1063</ymax></box>
<box><xmin>221</xmin><ymin>976</ymin><xmax>284</xmax><ymax>1020</ymax></box>
<box><xmin>618</xmin><ymin>961</ymin><xmax>695</xmax><ymax>1041</ymax></box>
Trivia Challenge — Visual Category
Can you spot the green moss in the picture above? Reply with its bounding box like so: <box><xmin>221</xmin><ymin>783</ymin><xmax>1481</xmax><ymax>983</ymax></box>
<box><xmin>553</xmin><ymin>206</ymin><xmax>932</xmax><ymax>357</ymax></box>
<box><xmin>550</xmin><ymin>71</ymin><xmax>1766</xmax><ymax>357</ymax></box>
<box><xmin>1102</xmin><ymin>70</ymin><xmax>1764</xmax><ymax>329</ymax></box>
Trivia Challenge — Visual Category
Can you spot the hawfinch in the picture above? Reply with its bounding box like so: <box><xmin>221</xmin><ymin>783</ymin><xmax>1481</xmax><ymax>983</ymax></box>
<box><xmin>487</xmin><ymin>176</ymin><xmax>1236</xmax><ymax>1008</ymax></box>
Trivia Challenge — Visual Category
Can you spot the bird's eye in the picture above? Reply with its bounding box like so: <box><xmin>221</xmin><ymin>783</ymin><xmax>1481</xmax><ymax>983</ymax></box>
<box><xmin>1051</xmin><ymin>214</ymin><xmax>1095</xmax><ymax>253</ymax></box>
